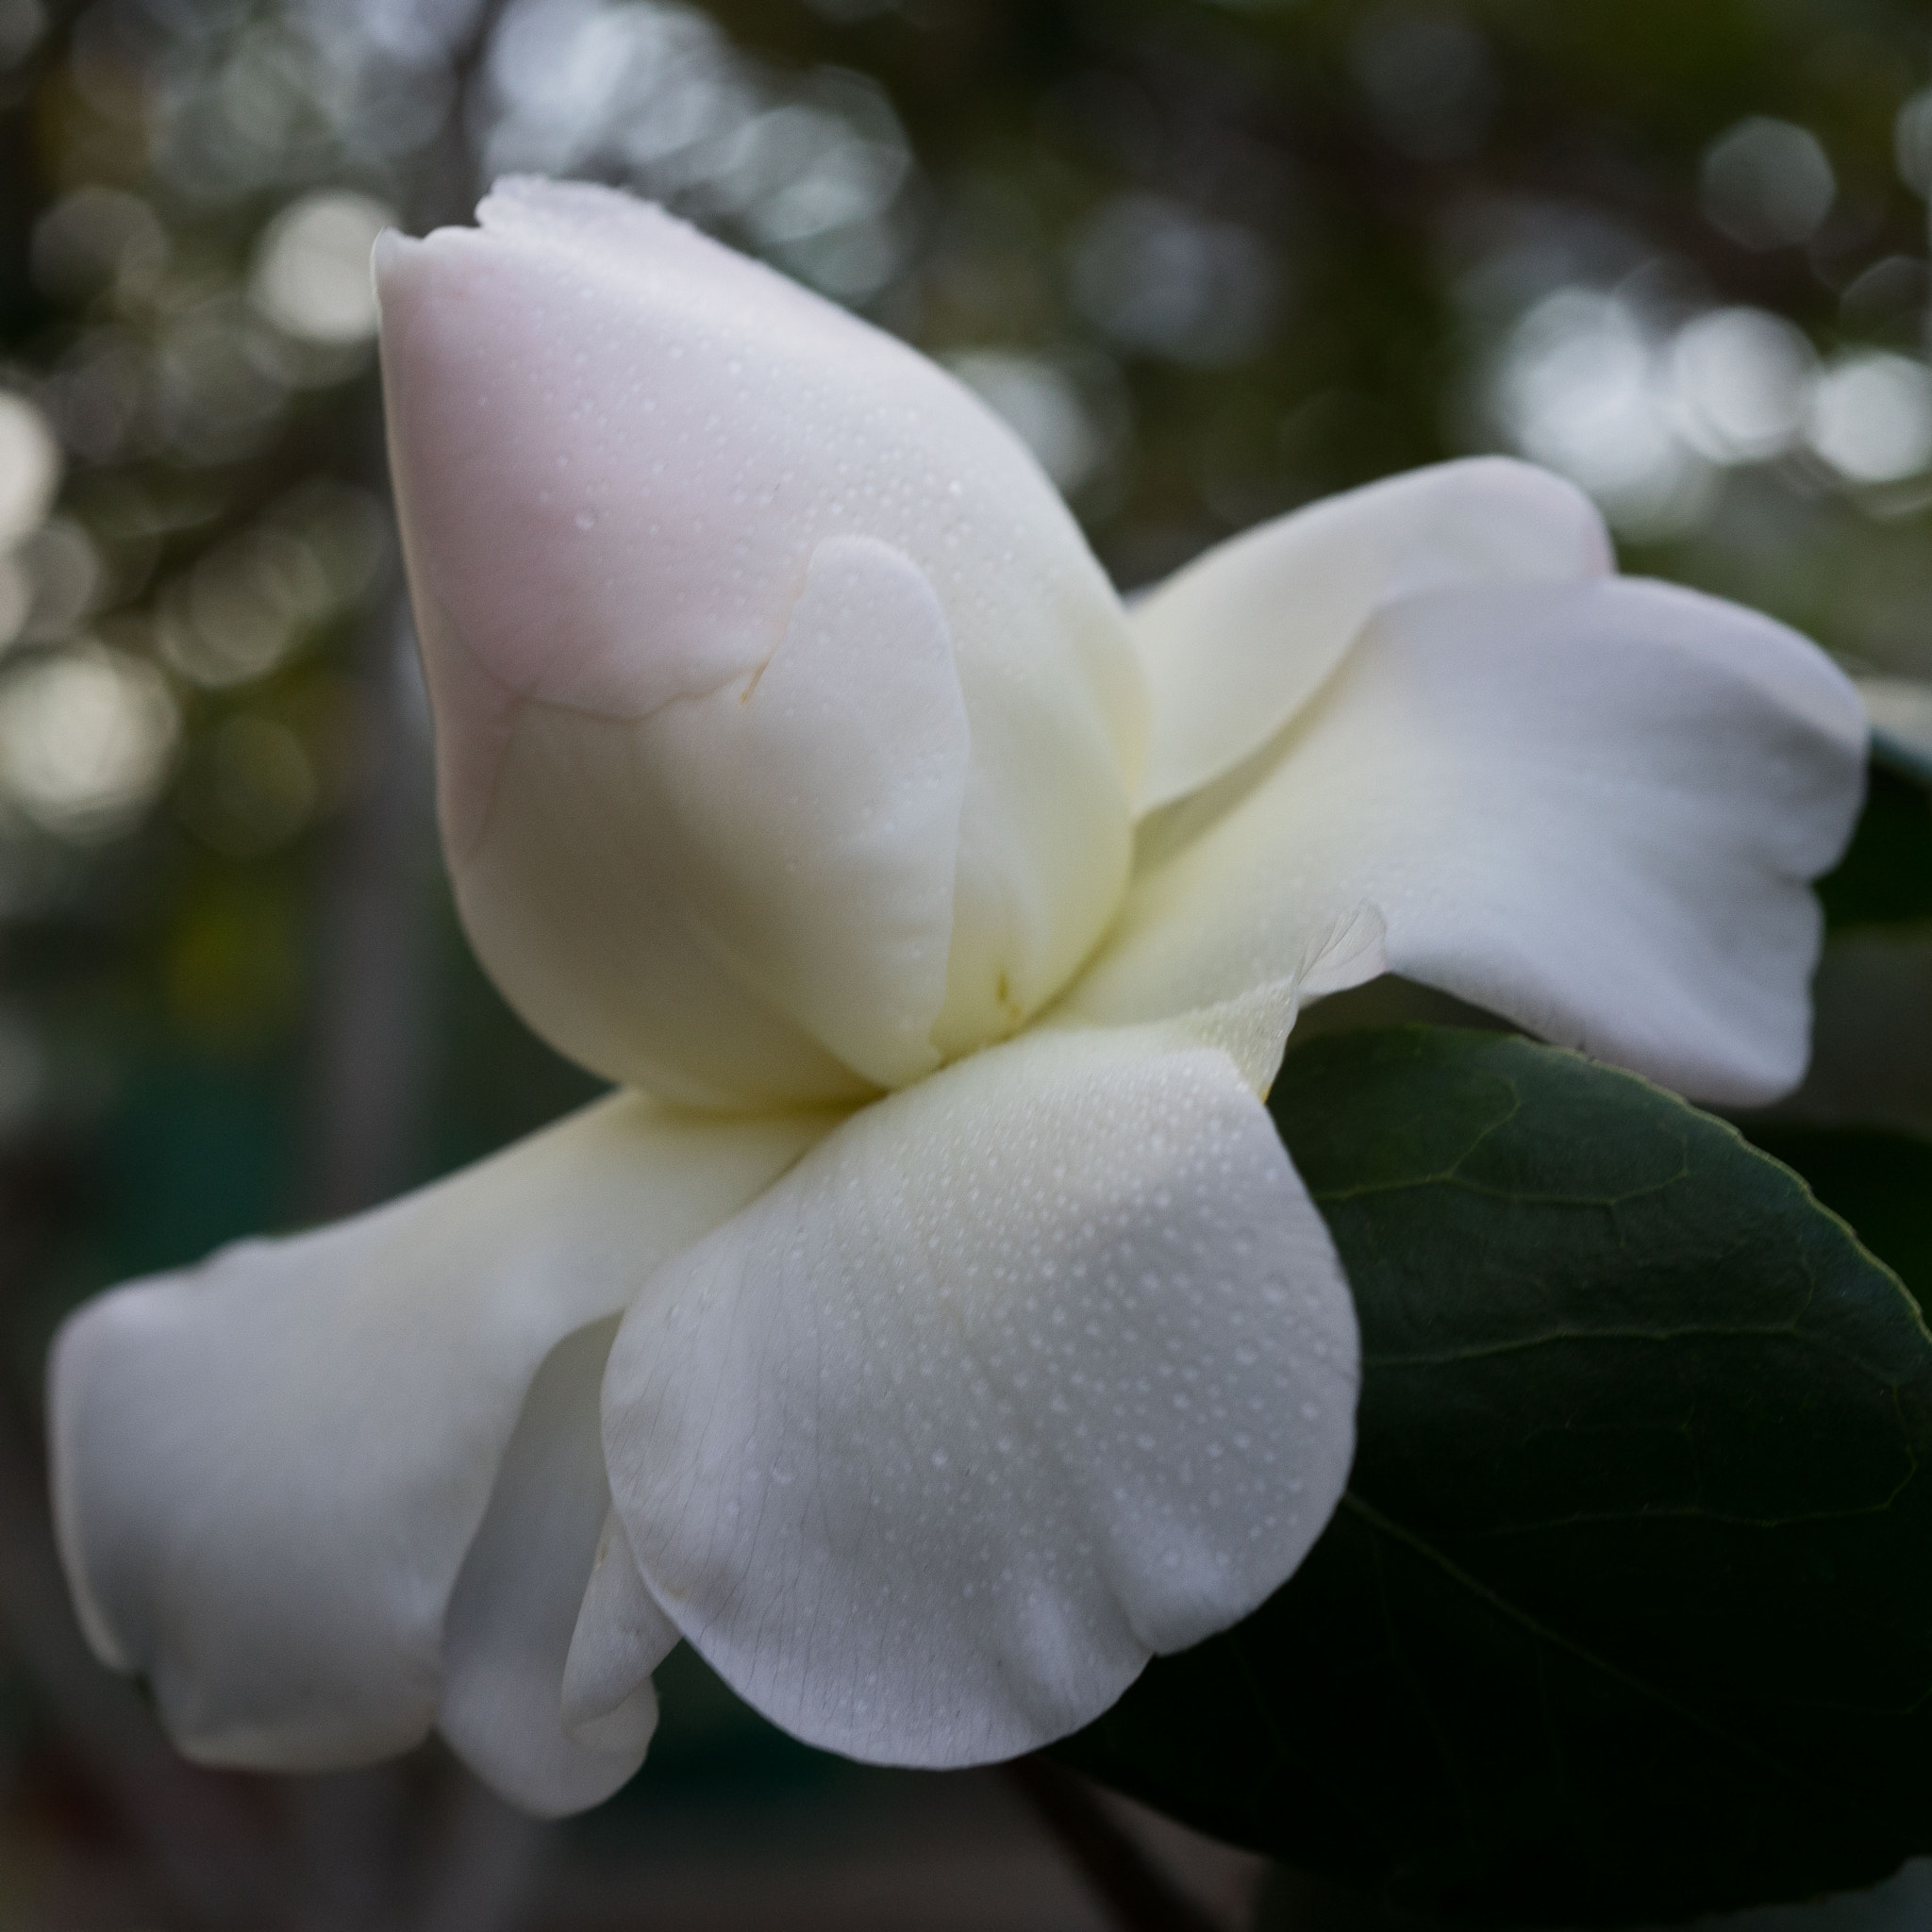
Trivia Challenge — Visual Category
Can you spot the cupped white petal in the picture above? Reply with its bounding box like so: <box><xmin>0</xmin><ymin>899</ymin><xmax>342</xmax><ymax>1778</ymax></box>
<box><xmin>377</xmin><ymin>177</ymin><xmax>1145</xmax><ymax>1103</ymax></box>
<box><xmin>49</xmin><ymin>1094</ymin><xmax>831</xmax><ymax>1775</ymax></box>
<box><xmin>1131</xmin><ymin>458</ymin><xmax>1612</xmax><ymax>812</ymax></box>
<box><xmin>438</xmin><ymin>1319</ymin><xmax>668</xmax><ymax>1816</ymax></box>
<box><xmin>461</xmin><ymin>536</ymin><xmax>970</xmax><ymax>1106</ymax></box>
<box><xmin>596</xmin><ymin>1020</ymin><xmax>1358</xmax><ymax>1769</ymax></box>
<box><xmin>1075</xmin><ymin>576</ymin><xmax>1866</xmax><ymax>1105</ymax></box>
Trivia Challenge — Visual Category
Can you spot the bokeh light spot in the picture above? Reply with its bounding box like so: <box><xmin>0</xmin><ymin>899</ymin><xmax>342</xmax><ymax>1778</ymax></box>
<box><xmin>1807</xmin><ymin>352</ymin><xmax>1932</xmax><ymax>485</ymax></box>
<box><xmin>1699</xmin><ymin>117</ymin><xmax>1835</xmax><ymax>251</ymax></box>
<box><xmin>251</xmin><ymin>191</ymin><xmax>394</xmax><ymax>345</ymax></box>
<box><xmin>0</xmin><ymin>644</ymin><xmax>178</xmax><ymax>840</ymax></box>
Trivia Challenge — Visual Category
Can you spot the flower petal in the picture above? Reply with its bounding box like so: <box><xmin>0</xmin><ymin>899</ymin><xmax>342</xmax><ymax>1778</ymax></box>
<box><xmin>459</xmin><ymin>535</ymin><xmax>970</xmax><ymax>1104</ymax></box>
<box><xmin>1131</xmin><ymin>458</ymin><xmax>1611</xmax><ymax>812</ymax></box>
<box><xmin>438</xmin><ymin>1319</ymin><xmax>670</xmax><ymax>1816</ymax></box>
<box><xmin>598</xmin><ymin>1021</ymin><xmax>1358</xmax><ymax>1768</ymax></box>
<box><xmin>49</xmin><ymin>1094</ymin><xmax>830</xmax><ymax>1774</ymax></box>
<box><xmin>560</xmin><ymin>1508</ymin><xmax>678</xmax><ymax>1753</ymax></box>
<box><xmin>1074</xmin><ymin>577</ymin><xmax>1866</xmax><ymax>1105</ymax></box>
<box><xmin>377</xmin><ymin>177</ymin><xmax>1145</xmax><ymax>1100</ymax></box>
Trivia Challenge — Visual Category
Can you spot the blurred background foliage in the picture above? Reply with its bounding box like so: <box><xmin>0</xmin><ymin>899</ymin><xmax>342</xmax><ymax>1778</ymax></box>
<box><xmin>1</xmin><ymin>0</ymin><xmax>1931</xmax><ymax>1925</ymax></box>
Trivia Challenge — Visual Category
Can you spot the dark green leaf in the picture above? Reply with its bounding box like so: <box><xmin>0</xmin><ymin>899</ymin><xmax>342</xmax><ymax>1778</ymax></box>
<box><xmin>1060</xmin><ymin>1027</ymin><xmax>1932</xmax><ymax>1927</ymax></box>
<box><xmin>1818</xmin><ymin>766</ymin><xmax>1932</xmax><ymax>931</ymax></box>
<box><xmin>1739</xmin><ymin>1123</ymin><xmax>1932</xmax><ymax>1308</ymax></box>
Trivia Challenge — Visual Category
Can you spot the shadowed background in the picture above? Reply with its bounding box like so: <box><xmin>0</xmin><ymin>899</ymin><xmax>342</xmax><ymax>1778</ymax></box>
<box><xmin>0</xmin><ymin>0</ymin><xmax>1929</xmax><ymax>1925</ymax></box>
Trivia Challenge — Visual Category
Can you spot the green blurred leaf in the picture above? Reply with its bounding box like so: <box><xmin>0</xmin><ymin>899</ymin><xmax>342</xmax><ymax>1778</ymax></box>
<box><xmin>1060</xmin><ymin>1026</ymin><xmax>1932</xmax><ymax>1927</ymax></box>
<box><xmin>1818</xmin><ymin>766</ymin><xmax>1932</xmax><ymax>931</ymax></box>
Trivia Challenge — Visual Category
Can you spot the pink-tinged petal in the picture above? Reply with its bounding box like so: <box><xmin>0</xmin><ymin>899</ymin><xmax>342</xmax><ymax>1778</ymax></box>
<box><xmin>377</xmin><ymin>178</ymin><xmax>1145</xmax><ymax>1102</ymax></box>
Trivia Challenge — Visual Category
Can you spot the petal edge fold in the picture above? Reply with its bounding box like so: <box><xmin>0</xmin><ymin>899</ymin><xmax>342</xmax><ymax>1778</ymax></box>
<box><xmin>602</xmin><ymin>1022</ymin><xmax>1359</xmax><ymax>1768</ymax></box>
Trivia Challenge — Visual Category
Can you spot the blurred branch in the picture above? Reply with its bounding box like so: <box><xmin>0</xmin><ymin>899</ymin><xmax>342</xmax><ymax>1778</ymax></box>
<box><xmin>0</xmin><ymin>1407</ymin><xmax>289</xmax><ymax>1932</ymax></box>
<box><xmin>301</xmin><ymin>0</ymin><xmax>514</xmax><ymax>1220</ymax></box>
<box><xmin>405</xmin><ymin>1755</ymin><xmax>548</xmax><ymax>1932</ymax></box>
<box><xmin>410</xmin><ymin>0</ymin><xmax>520</xmax><ymax>234</ymax></box>
<box><xmin>284</xmin><ymin>1767</ymin><xmax>410</xmax><ymax>1932</ymax></box>
<box><xmin>301</xmin><ymin>594</ymin><xmax>437</xmax><ymax>1222</ymax></box>
<box><xmin>1005</xmin><ymin>1757</ymin><xmax>1228</xmax><ymax>1932</ymax></box>
<box><xmin>1251</xmin><ymin>1866</ymin><xmax>1448</xmax><ymax>1932</ymax></box>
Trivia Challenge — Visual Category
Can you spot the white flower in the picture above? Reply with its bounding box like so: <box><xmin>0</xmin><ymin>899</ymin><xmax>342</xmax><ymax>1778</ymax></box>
<box><xmin>47</xmin><ymin>178</ymin><xmax>1864</xmax><ymax>1819</ymax></box>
